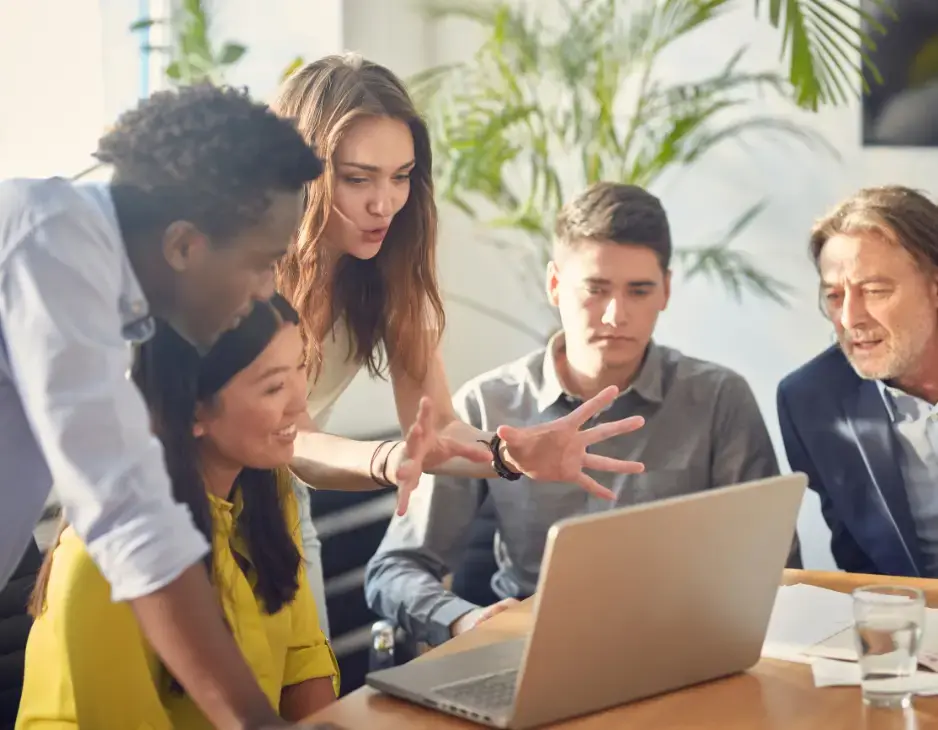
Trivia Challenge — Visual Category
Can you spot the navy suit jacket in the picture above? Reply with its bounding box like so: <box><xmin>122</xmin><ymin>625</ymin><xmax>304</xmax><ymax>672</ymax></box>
<box><xmin>777</xmin><ymin>345</ymin><xmax>925</xmax><ymax>577</ymax></box>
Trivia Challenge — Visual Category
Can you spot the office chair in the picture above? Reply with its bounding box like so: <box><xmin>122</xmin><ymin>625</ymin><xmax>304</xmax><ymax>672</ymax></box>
<box><xmin>0</xmin><ymin>540</ymin><xmax>41</xmax><ymax>730</ymax></box>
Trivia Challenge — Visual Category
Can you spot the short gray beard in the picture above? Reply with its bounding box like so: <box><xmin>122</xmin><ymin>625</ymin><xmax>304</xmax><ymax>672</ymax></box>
<box><xmin>840</xmin><ymin>333</ymin><xmax>923</xmax><ymax>383</ymax></box>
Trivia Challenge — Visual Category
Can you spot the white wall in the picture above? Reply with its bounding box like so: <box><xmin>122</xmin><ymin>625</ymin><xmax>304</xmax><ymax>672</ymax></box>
<box><xmin>0</xmin><ymin>0</ymin><xmax>182</xmax><ymax>182</ymax></box>
<box><xmin>327</xmin><ymin>0</ymin><xmax>938</xmax><ymax>571</ymax></box>
<box><xmin>214</xmin><ymin>0</ymin><xmax>344</xmax><ymax>100</ymax></box>
<box><xmin>0</xmin><ymin>0</ymin><xmax>107</xmax><ymax>179</ymax></box>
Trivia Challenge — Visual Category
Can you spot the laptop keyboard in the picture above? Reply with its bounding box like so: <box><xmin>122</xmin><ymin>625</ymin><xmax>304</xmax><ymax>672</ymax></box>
<box><xmin>432</xmin><ymin>669</ymin><xmax>519</xmax><ymax>711</ymax></box>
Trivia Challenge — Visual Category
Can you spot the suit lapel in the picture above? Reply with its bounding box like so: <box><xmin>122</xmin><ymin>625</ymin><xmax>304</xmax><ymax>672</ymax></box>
<box><xmin>844</xmin><ymin>381</ymin><xmax>924</xmax><ymax>576</ymax></box>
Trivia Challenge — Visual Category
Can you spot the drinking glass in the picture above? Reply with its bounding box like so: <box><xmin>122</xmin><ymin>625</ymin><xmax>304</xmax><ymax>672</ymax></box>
<box><xmin>852</xmin><ymin>585</ymin><xmax>926</xmax><ymax>709</ymax></box>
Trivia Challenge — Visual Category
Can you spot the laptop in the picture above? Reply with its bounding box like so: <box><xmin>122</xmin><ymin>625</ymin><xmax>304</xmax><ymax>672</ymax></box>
<box><xmin>366</xmin><ymin>473</ymin><xmax>808</xmax><ymax>729</ymax></box>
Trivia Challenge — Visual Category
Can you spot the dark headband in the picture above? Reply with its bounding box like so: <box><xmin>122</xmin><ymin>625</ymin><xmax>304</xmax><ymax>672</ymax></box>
<box><xmin>196</xmin><ymin>292</ymin><xmax>299</xmax><ymax>399</ymax></box>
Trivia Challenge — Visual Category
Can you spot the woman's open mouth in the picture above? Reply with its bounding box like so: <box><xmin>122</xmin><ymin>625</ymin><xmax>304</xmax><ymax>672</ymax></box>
<box><xmin>273</xmin><ymin>424</ymin><xmax>298</xmax><ymax>441</ymax></box>
<box><xmin>362</xmin><ymin>227</ymin><xmax>389</xmax><ymax>244</ymax></box>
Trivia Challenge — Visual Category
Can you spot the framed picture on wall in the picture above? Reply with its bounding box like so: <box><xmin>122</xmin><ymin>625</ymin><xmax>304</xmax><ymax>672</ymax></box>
<box><xmin>862</xmin><ymin>0</ymin><xmax>938</xmax><ymax>147</ymax></box>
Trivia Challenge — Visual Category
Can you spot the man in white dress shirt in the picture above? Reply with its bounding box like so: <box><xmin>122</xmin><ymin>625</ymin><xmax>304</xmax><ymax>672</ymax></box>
<box><xmin>0</xmin><ymin>85</ymin><xmax>324</xmax><ymax>729</ymax></box>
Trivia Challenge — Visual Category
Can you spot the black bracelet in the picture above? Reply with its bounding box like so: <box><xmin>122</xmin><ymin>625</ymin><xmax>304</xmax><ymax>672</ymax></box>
<box><xmin>479</xmin><ymin>434</ymin><xmax>523</xmax><ymax>481</ymax></box>
<box><xmin>370</xmin><ymin>440</ymin><xmax>394</xmax><ymax>487</ymax></box>
<box><xmin>381</xmin><ymin>441</ymin><xmax>404</xmax><ymax>487</ymax></box>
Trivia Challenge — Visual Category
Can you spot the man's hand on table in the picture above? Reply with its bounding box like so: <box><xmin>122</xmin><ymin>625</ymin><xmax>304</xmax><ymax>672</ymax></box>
<box><xmin>275</xmin><ymin>599</ymin><xmax>525</xmax><ymax>729</ymax></box>
<box><xmin>450</xmin><ymin>598</ymin><xmax>521</xmax><ymax>637</ymax></box>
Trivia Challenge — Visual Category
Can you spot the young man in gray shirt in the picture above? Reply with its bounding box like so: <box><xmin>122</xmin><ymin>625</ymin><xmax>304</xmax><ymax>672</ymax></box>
<box><xmin>365</xmin><ymin>182</ymin><xmax>801</xmax><ymax>645</ymax></box>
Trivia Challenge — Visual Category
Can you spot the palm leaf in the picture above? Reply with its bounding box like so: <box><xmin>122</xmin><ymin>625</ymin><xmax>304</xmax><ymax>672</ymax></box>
<box><xmin>682</xmin><ymin>115</ymin><xmax>839</xmax><ymax>162</ymax></box>
<box><xmin>642</xmin><ymin>48</ymin><xmax>789</xmax><ymax>119</ymax></box>
<box><xmin>656</xmin><ymin>0</ymin><xmax>736</xmax><ymax>49</ymax></box>
<box><xmin>130</xmin><ymin>18</ymin><xmax>161</xmax><ymax>31</ymax></box>
<box><xmin>411</xmin><ymin>0</ymin><xmax>842</xmax><ymax>307</ymax></box>
<box><xmin>280</xmin><ymin>56</ymin><xmax>306</xmax><ymax>83</ymax></box>
<box><xmin>420</xmin><ymin>0</ymin><xmax>503</xmax><ymax>25</ymax></box>
<box><xmin>445</xmin><ymin>290</ymin><xmax>548</xmax><ymax>342</ymax></box>
<box><xmin>754</xmin><ymin>0</ymin><xmax>893</xmax><ymax>110</ymax></box>
<box><xmin>408</xmin><ymin>63</ymin><xmax>463</xmax><ymax>111</ymax></box>
<box><xmin>674</xmin><ymin>200</ymin><xmax>794</xmax><ymax>304</ymax></box>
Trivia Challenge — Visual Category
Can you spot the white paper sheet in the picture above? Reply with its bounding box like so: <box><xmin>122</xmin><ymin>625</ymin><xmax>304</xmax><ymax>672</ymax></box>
<box><xmin>759</xmin><ymin>585</ymin><xmax>938</xmax><ymax>691</ymax></box>
<box><xmin>761</xmin><ymin>584</ymin><xmax>857</xmax><ymax>663</ymax></box>
<box><xmin>804</xmin><ymin>608</ymin><xmax>938</xmax><ymax>670</ymax></box>
<box><xmin>811</xmin><ymin>658</ymin><xmax>938</xmax><ymax>694</ymax></box>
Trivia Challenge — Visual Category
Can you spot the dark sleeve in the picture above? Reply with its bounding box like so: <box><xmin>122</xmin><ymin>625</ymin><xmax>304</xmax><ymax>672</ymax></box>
<box><xmin>777</xmin><ymin>382</ymin><xmax>875</xmax><ymax>573</ymax></box>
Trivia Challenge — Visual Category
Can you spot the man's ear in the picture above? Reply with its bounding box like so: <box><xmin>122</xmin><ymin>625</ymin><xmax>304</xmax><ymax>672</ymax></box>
<box><xmin>162</xmin><ymin>221</ymin><xmax>210</xmax><ymax>273</ymax></box>
<box><xmin>546</xmin><ymin>260</ymin><xmax>561</xmax><ymax>307</ymax></box>
<box><xmin>661</xmin><ymin>268</ymin><xmax>672</xmax><ymax>311</ymax></box>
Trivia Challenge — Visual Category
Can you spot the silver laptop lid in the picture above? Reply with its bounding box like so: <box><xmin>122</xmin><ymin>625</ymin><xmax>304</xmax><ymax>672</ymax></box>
<box><xmin>509</xmin><ymin>473</ymin><xmax>807</xmax><ymax>728</ymax></box>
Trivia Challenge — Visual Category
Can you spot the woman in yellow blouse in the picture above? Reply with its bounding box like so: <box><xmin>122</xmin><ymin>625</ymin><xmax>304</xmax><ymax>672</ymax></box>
<box><xmin>16</xmin><ymin>293</ymin><xmax>339</xmax><ymax>729</ymax></box>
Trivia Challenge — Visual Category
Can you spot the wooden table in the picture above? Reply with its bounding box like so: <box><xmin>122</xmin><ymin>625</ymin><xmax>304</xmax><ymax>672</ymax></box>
<box><xmin>306</xmin><ymin>570</ymin><xmax>938</xmax><ymax>728</ymax></box>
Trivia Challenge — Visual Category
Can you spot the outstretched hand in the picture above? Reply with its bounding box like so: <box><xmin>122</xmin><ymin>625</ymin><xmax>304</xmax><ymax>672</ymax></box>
<box><xmin>388</xmin><ymin>397</ymin><xmax>490</xmax><ymax>515</ymax></box>
<box><xmin>496</xmin><ymin>385</ymin><xmax>645</xmax><ymax>500</ymax></box>
<box><xmin>385</xmin><ymin>386</ymin><xmax>645</xmax><ymax>514</ymax></box>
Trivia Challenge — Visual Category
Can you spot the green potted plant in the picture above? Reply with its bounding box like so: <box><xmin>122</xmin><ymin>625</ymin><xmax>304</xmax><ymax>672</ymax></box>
<box><xmin>754</xmin><ymin>0</ymin><xmax>890</xmax><ymax>111</ymax></box>
<box><xmin>409</xmin><ymin>0</ymin><xmax>887</xmax><ymax>321</ymax></box>
<box><xmin>75</xmin><ymin>0</ymin><xmax>303</xmax><ymax>180</ymax></box>
<box><xmin>130</xmin><ymin>0</ymin><xmax>305</xmax><ymax>86</ymax></box>
<box><xmin>130</xmin><ymin>0</ymin><xmax>248</xmax><ymax>86</ymax></box>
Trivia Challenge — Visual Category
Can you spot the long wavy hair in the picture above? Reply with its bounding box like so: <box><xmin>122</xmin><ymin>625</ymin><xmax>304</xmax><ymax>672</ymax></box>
<box><xmin>271</xmin><ymin>53</ymin><xmax>445</xmax><ymax>382</ymax></box>
<box><xmin>30</xmin><ymin>295</ymin><xmax>303</xmax><ymax>618</ymax></box>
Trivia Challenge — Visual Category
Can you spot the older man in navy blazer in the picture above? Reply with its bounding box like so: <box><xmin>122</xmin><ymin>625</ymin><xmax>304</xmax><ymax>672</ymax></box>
<box><xmin>778</xmin><ymin>185</ymin><xmax>938</xmax><ymax>577</ymax></box>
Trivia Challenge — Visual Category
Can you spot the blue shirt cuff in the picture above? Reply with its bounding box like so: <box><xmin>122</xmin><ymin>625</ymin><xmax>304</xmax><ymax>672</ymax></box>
<box><xmin>427</xmin><ymin>594</ymin><xmax>480</xmax><ymax>646</ymax></box>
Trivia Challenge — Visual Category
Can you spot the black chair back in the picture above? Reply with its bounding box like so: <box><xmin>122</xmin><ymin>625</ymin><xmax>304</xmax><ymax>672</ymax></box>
<box><xmin>0</xmin><ymin>540</ymin><xmax>41</xmax><ymax>730</ymax></box>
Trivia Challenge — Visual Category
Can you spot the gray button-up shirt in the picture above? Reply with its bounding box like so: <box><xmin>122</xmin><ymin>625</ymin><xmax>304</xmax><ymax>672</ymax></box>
<box><xmin>364</xmin><ymin>337</ymin><xmax>799</xmax><ymax>646</ymax></box>
<box><xmin>878</xmin><ymin>381</ymin><xmax>938</xmax><ymax>575</ymax></box>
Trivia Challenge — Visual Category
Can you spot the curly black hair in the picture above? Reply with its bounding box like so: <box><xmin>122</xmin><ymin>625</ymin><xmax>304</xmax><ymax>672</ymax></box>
<box><xmin>96</xmin><ymin>84</ymin><xmax>322</xmax><ymax>239</ymax></box>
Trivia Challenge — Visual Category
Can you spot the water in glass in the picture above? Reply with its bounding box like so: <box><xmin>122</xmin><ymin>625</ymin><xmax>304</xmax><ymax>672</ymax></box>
<box><xmin>853</xmin><ymin>585</ymin><xmax>926</xmax><ymax>710</ymax></box>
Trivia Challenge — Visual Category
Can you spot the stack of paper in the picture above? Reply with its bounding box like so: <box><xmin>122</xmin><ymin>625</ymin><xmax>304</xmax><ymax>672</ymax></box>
<box><xmin>760</xmin><ymin>583</ymin><xmax>938</xmax><ymax>692</ymax></box>
<box><xmin>761</xmin><ymin>584</ymin><xmax>856</xmax><ymax>663</ymax></box>
<box><xmin>811</xmin><ymin>658</ymin><xmax>938</xmax><ymax>693</ymax></box>
<box><xmin>805</xmin><ymin>614</ymin><xmax>938</xmax><ymax>667</ymax></box>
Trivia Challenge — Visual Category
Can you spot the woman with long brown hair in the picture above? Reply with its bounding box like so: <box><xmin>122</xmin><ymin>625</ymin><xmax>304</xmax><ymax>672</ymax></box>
<box><xmin>273</xmin><ymin>55</ymin><xmax>647</xmax><ymax>630</ymax></box>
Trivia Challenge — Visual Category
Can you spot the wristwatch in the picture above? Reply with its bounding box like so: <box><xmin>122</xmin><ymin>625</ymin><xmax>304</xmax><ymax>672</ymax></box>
<box><xmin>479</xmin><ymin>434</ymin><xmax>523</xmax><ymax>481</ymax></box>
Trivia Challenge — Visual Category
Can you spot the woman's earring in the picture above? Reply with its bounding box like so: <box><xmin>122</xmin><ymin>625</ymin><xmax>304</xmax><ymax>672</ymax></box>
<box><xmin>193</xmin><ymin>424</ymin><xmax>205</xmax><ymax>438</ymax></box>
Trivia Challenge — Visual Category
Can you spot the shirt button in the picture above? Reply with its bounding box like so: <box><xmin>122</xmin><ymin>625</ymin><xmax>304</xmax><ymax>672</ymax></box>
<box><xmin>130</xmin><ymin>301</ymin><xmax>146</xmax><ymax>315</ymax></box>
